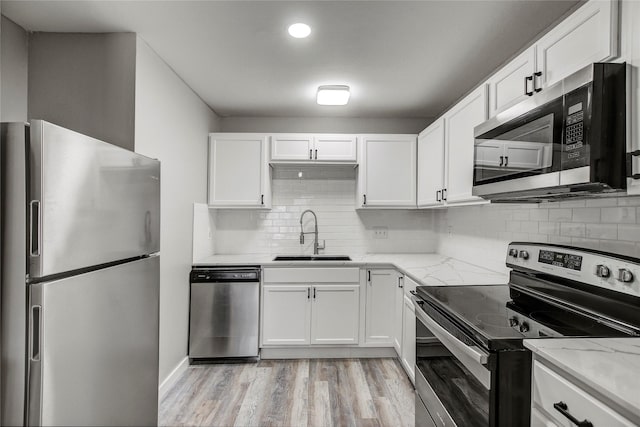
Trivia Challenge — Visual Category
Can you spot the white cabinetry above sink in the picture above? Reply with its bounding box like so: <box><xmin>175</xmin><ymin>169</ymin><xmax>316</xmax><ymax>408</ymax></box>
<box><xmin>270</xmin><ymin>134</ymin><xmax>357</xmax><ymax>163</ymax></box>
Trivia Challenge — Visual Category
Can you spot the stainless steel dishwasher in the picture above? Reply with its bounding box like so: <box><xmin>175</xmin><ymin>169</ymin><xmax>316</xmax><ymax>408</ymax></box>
<box><xmin>188</xmin><ymin>266</ymin><xmax>260</xmax><ymax>360</ymax></box>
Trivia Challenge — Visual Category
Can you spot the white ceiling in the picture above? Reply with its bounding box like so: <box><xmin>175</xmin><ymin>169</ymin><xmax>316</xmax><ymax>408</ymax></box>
<box><xmin>2</xmin><ymin>0</ymin><xmax>581</xmax><ymax>119</ymax></box>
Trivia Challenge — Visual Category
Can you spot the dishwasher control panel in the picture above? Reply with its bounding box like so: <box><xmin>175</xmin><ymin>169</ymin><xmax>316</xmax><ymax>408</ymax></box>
<box><xmin>190</xmin><ymin>267</ymin><xmax>260</xmax><ymax>283</ymax></box>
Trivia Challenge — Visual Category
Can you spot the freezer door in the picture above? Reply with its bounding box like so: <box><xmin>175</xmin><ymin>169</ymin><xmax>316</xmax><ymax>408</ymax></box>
<box><xmin>29</xmin><ymin>120</ymin><xmax>160</xmax><ymax>278</ymax></box>
<box><xmin>26</xmin><ymin>256</ymin><xmax>159</xmax><ymax>426</ymax></box>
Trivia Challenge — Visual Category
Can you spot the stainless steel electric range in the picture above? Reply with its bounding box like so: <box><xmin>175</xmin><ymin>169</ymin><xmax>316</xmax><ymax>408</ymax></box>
<box><xmin>412</xmin><ymin>242</ymin><xmax>640</xmax><ymax>427</ymax></box>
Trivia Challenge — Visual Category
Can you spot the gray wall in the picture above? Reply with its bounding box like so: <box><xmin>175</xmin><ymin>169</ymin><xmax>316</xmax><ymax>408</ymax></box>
<box><xmin>28</xmin><ymin>32</ymin><xmax>137</xmax><ymax>150</ymax></box>
<box><xmin>133</xmin><ymin>37</ymin><xmax>220</xmax><ymax>386</ymax></box>
<box><xmin>220</xmin><ymin>116</ymin><xmax>432</xmax><ymax>134</ymax></box>
<box><xmin>1</xmin><ymin>16</ymin><xmax>28</xmax><ymax>122</ymax></box>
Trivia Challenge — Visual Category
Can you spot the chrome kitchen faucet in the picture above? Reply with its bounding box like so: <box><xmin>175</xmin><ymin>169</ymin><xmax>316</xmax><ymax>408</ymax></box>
<box><xmin>299</xmin><ymin>209</ymin><xmax>325</xmax><ymax>255</ymax></box>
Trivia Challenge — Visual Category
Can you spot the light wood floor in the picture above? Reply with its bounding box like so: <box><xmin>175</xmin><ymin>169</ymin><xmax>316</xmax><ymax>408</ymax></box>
<box><xmin>159</xmin><ymin>358</ymin><xmax>415</xmax><ymax>427</ymax></box>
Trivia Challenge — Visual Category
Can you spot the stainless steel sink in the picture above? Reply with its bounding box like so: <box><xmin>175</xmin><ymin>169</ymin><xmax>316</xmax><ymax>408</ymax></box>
<box><xmin>273</xmin><ymin>255</ymin><xmax>351</xmax><ymax>261</ymax></box>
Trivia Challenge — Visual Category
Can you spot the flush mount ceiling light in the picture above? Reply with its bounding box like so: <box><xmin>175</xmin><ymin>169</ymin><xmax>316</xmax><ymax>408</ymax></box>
<box><xmin>288</xmin><ymin>23</ymin><xmax>311</xmax><ymax>38</ymax></box>
<box><xmin>316</xmin><ymin>85</ymin><xmax>350</xmax><ymax>106</ymax></box>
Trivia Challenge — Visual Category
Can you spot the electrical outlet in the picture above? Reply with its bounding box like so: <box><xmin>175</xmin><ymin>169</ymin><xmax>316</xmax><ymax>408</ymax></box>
<box><xmin>373</xmin><ymin>226</ymin><xmax>388</xmax><ymax>239</ymax></box>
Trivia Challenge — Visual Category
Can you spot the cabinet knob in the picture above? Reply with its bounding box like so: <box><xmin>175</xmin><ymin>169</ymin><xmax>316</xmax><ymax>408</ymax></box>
<box><xmin>618</xmin><ymin>268</ymin><xmax>634</xmax><ymax>283</ymax></box>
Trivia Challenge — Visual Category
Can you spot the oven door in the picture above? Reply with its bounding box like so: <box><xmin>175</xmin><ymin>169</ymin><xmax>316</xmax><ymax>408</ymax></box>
<box><xmin>413</xmin><ymin>296</ymin><xmax>491</xmax><ymax>427</ymax></box>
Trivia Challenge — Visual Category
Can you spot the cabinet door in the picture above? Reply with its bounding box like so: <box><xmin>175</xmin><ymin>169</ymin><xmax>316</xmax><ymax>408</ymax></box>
<box><xmin>314</xmin><ymin>135</ymin><xmax>357</xmax><ymax>162</ymax></box>
<box><xmin>487</xmin><ymin>47</ymin><xmax>536</xmax><ymax>116</ymax></box>
<box><xmin>401</xmin><ymin>294</ymin><xmax>416</xmax><ymax>383</ymax></box>
<box><xmin>310</xmin><ymin>285</ymin><xmax>360</xmax><ymax>345</ymax></box>
<box><xmin>365</xmin><ymin>270</ymin><xmax>396</xmax><ymax>345</ymax></box>
<box><xmin>444</xmin><ymin>85</ymin><xmax>488</xmax><ymax>205</ymax></box>
<box><xmin>417</xmin><ymin>119</ymin><xmax>445</xmax><ymax>208</ymax></box>
<box><xmin>535</xmin><ymin>0</ymin><xmax>618</xmax><ymax>89</ymax></box>
<box><xmin>393</xmin><ymin>277</ymin><xmax>404</xmax><ymax>355</ymax></box>
<box><xmin>209</xmin><ymin>134</ymin><xmax>268</xmax><ymax>207</ymax></box>
<box><xmin>261</xmin><ymin>285</ymin><xmax>311</xmax><ymax>346</ymax></box>
<box><xmin>360</xmin><ymin>135</ymin><xmax>417</xmax><ymax>207</ymax></box>
<box><xmin>271</xmin><ymin>134</ymin><xmax>313</xmax><ymax>161</ymax></box>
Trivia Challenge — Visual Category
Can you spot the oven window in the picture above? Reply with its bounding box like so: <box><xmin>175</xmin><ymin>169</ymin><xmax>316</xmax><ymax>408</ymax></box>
<box><xmin>416</xmin><ymin>318</ymin><xmax>489</xmax><ymax>427</ymax></box>
<box><xmin>474</xmin><ymin>97</ymin><xmax>564</xmax><ymax>186</ymax></box>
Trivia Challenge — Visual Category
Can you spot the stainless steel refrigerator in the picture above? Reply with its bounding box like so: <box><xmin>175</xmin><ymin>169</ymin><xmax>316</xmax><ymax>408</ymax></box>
<box><xmin>1</xmin><ymin>120</ymin><xmax>161</xmax><ymax>426</ymax></box>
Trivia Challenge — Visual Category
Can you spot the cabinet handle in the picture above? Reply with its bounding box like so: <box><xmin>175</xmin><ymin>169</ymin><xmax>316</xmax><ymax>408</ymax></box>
<box><xmin>367</xmin><ymin>270</ymin><xmax>371</xmax><ymax>282</ymax></box>
<box><xmin>314</xmin><ymin>149</ymin><xmax>318</xmax><ymax>160</ymax></box>
<box><xmin>553</xmin><ymin>402</ymin><xmax>593</xmax><ymax>427</ymax></box>
<box><xmin>309</xmin><ymin>149</ymin><xmax>313</xmax><ymax>160</ymax></box>
<box><xmin>442</xmin><ymin>188</ymin><xmax>447</xmax><ymax>201</ymax></box>
<box><xmin>533</xmin><ymin>71</ymin><xmax>542</xmax><ymax>93</ymax></box>
<box><xmin>261</xmin><ymin>194</ymin><xmax>264</xmax><ymax>205</ymax></box>
<box><xmin>499</xmin><ymin>156</ymin><xmax>504</xmax><ymax>167</ymax></box>
<box><xmin>436</xmin><ymin>190</ymin><xmax>441</xmax><ymax>202</ymax></box>
<box><xmin>524</xmin><ymin>75</ymin><xmax>533</xmax><ymax>96</ymax></box>
<box><xmin>313</xmin><ymin>287</ymin><xmax>316</xmax><ymax>299</ymax></box>
<box><xmin>398</xmin><ymin>276</ymin><xmax>403</xmax><ymax>288</ymax></box>
<box><xmin>307</xmin><ymin>287</ymin><xmax>310</xmax><ymax>299</ymax></box>
<box><xmin>363</xmin><ymin>194</ymin><xmax>367</xmax><ymax>205</ymax></box>
<box><xmin>504</xmin><ymin>156</ymin><xmax>509</xmax><ymax>167</ymax></box>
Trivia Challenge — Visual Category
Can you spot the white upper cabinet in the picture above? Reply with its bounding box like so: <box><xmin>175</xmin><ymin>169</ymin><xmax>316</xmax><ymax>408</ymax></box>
<box><xmin>487</xmin><ymin>47</ymin><xmax>536</xmax><ymax>116</ymax></box>
<box><xmin>271</xmin><ymin>134</ymin><xmax>313</xmax><ymax>161</ymax></box>
<box><xmin>270</xmin><ymin>133</ymin><xmax>356</xmax><ymax>163</ymax></box>
<box><xmin>358</xmin><ymin>134</ymin><xmax>417</xmax><ymax>208</ymax></box>
<box><xmin>313</xmin><ymin>135</ymin><xmax>357</xmax><ymax>161</ymax></box>
<box><xmin>535</xmin><ymin>0</ymin><xmax>618</xmax><ymax>89</ymax></box>
<box><xmin>443</xmin><ymin>85</ymin><xmax>488</xmax><ymax>205</ymax></box>
<box><xmin>417</xmin><ymin>119</ymin><xmax>446</xmax><ymax>208</ymax></box>
<box><xmin>486</xmin><ymin>0</ymin><xmax>619</xmax><ymax>118</ymax></box>
<box><xmin>208</xmin><ymin>133</ymin><xmax>271</xmax><ymax>208</ymax></box>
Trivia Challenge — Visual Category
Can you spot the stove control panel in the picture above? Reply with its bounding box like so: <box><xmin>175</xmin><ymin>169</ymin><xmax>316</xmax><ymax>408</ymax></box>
<box><xmin>506</xmin><ymin>242</ymin><xmax>640</xmax><ymax>299</ymax></box>
<box><xmin>507</xmin><ymin>310</ymin><xmax>561</xmax><ymax>338</ymax></box>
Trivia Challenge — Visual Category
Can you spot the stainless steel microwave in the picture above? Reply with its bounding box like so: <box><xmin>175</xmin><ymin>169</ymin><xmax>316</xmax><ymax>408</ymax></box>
<box><xmin>472</xmin><ymin>62</ymin><xmax>628</xmax><ymax>202</ymax></box>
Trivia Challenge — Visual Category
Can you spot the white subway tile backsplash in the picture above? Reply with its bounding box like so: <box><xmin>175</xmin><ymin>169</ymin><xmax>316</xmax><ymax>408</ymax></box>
<box><xmin>560</xmin><ymin>222</ymin><xmax>586</xmax><ymax>238</ymax></box>
<box><xmin>571</xmin><ymin>208</ymin><xmax>600</xmax><ymax>223</ymax></box>
<box><xmin>436</xmin><ymin>196</ymin><xmax>640</xmax><ymax>271</ymax></box>
<box><xmin>585</xmin><ymin>223</ymin><xmax>618</xmax><ymax>240</ymax></box>
<box><xmin>213</xmin><ymin>176</ymin><xmax>436</xmax><ymax>254</ymax></box>
<box><xmin>601</xmin><ymin>207</ymin><xmax>636</xmax><ymax>224</ymax></box>
<box><xmin>549</xmin><ymin>208</ymin><xmax>572</xmax><ymax>221</ymax></box>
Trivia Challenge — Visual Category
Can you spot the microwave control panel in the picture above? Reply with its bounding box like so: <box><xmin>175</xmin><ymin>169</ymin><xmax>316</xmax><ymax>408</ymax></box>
<box><xmin>562</xmin><ymin>84</ymin><xmax>591</xmax><ymax>169</ymax></box>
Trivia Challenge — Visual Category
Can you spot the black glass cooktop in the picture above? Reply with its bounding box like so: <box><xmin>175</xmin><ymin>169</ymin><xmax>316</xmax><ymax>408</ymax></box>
<box><xmin>415</xmin><ymin>284</ymin><xmax>634</xmax><ymax>351</ymax></box>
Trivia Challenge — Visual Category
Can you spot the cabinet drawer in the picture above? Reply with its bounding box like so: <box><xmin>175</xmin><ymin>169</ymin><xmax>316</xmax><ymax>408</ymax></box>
<box><xmin>263</xmin><ymin>267</ymin><xmax>360</xmax><ymax>283</ymax></box>
<box><xmin>532</xmin><ymin>361</ymin><xmax>634</xmax><ymax>427</ymax></box>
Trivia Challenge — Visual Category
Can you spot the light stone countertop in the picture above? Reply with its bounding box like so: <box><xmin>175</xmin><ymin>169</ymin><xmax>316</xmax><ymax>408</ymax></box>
<box><xmin>193</xmin><ymin>253</ymin><xmax>508</xmax><ymax>287</ymax></box>
<box><xmin>524</xmin><ymin>338</ymin><xmax>640</xmax><ymax>422</ymax></box>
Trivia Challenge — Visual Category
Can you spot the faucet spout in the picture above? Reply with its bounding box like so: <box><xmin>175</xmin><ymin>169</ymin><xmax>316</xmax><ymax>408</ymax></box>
<box><xmin>299</xmin><ymin>209</ymin><xmax>324</xmax><ymax>255</ymax></box>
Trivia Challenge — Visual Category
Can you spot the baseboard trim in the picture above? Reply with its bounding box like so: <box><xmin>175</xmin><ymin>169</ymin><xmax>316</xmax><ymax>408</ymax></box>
<box><xmin>159</xmin><ymin>357</ymin><xmax>189</xmax><ymax>399</ymax></box>
<box><xmin>260</xmin><ymin>347</ymin><xmax>397</xmax><ymax>359</ymax></box>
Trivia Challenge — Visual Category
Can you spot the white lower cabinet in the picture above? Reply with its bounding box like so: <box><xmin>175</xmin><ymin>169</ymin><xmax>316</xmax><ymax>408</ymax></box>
<box><xmin>393</xmin><ymin>276</ymin><xmax>404</xmax><ymax>354</ymax></box>
<box><xmin>365</xmin><ymin>269</ymin><xmax>398</xmax><ymax>345</ymax></box>
<box><xmin>261</xmin><ymin>268</ymin><xmax>360</xmax><ymax>347</ymax></box>
<box><xmin>401</xmin><ymin>293</ymin><xmax>416</xmax><ymax>383</ymax></box>
<box><xmin>311</xmin><ymin>285</ymin><xmax>359</xmax><ymax>344</ymax></box>
<box><xmin>262</xmin><ymin>285</ymin><xmax>311</xmax><ymax>345</ymax></box>
<box><xmin>531</xmin><ymin>359</ymin><xmax>635</xmax><ymax>427</ymax></box>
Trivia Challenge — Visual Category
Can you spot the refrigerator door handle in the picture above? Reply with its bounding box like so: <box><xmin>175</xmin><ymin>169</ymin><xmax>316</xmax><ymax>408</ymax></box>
<box><xmin>29</xmin><ymin>200</ymin><xmax>41</xmax><ymax>257</ymax></box>
<box><xmin>30</xmin><ymin>305</ymin><xmax>42</xmax><ymax>361</ymax></box>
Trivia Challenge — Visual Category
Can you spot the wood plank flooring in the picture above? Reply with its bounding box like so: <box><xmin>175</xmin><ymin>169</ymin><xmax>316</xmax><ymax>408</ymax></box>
<box><xmin>160</xmin><ymin>358</ymin><xmax>415</xmax><ymax>427</ymax></box>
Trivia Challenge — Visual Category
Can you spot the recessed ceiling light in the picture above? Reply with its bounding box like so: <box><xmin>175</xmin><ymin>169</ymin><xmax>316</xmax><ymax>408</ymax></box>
<box><xmin>288</xmin><ymin>23</ymin><xmax>311</xmax><ymax>38</ymax></box>
<box><xmin>317</xmin><ymin>85</ymin><xmax>350</xmax><ymax>106</ymax></box>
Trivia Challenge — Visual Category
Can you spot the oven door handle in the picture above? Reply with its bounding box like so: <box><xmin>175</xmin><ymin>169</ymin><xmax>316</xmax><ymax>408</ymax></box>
<box><xmin>413</xmin><ymin>296</ymin><xmax>489</xmax><ymax>366</ymax></box>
